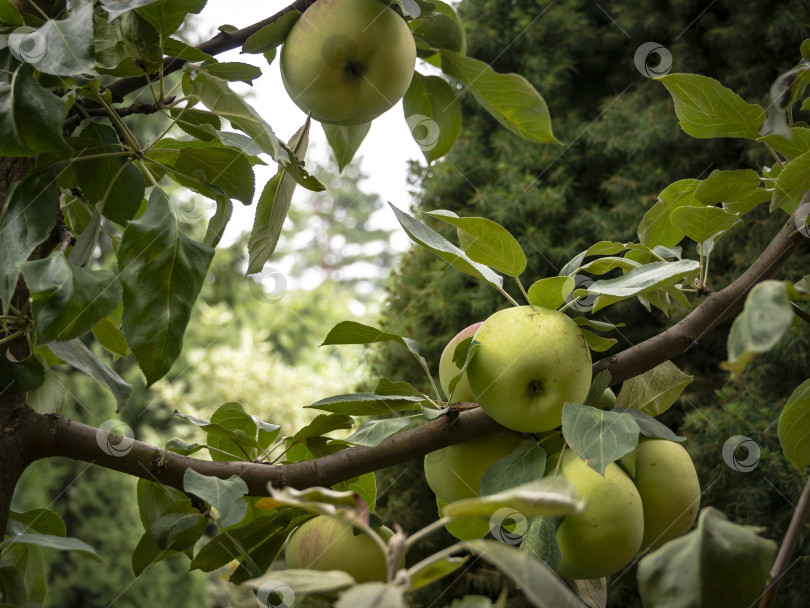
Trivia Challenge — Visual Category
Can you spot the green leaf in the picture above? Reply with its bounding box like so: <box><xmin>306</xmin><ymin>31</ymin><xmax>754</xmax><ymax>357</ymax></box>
<box><xmin>136</xmin><ymin>479</ymin><xmax>189</xmax><ymax>531</ymax></box>
<box><xmin>437</xmin><ymin>495</ymin><xmax>489</xmax><ymax>541</ymax></box>
<box><xmin>169</xmin><ymin>108</ymin><xmax>222</xmax><ymax>141</ymax></box>
<box><xmin>0</xmin><ymin>64</ymin><xmax>71</xmax><ymax>157</ymax></box>
<box><xmin>174</xmin><ymin>146</ymin><xmax>255</xmax><ymax>204</ymax></box>
<box><xmin>694</xmin><ymin>169</ymin><xmax>761</xmax><ymax>205</ymax></box>
<box><xmin>584</xmin><ymin>260</ymin><xmax>700</xmax><ymax>313</ymax></box>
<box><xmin>638</xmin><ymin>507</ymin><xmax>777</xmax><ymax>608</ymax></box>
<box><xmin>758</xmin><ymin>126</ymin><xmax>810</xmax><ymax>161</ymax></box>
<box><xmin>657</xmin><ymin>73</ymin><xmax>765</xmax><ymax>139</ymax></box>
<box><xmin>721</xmin><ymin>281</ymin><xmax>795</xmax><ymax>378</ymax></box>
<box><xmin>580</xmin><ymin>329</ymin><xmax>617</xmax><ymax>352</ymax></box>
<box><xmin>131</xmin><ymin>531</ymin><xmax>175</xmax><ymax>576</ymax></box>
<box><xmin>374</xmin><ymin>378</ymin><xmax>426</xmax><ymax>398</ymax></box>
<box><xmin>118</xmin><ymin>189</ymin><xmax>214</xmax><ymax>385</ymax></box>
<box><xmin>0</xmin><ymin>166</ymin><xmax>60</xmax><ymax>312</ymax></box>
<box><xmin>18</xmin><ymin>4</ymin><xmax>94</xmax><ymax>75</ymax></box>
<box><xmin>150</xmin><ymin>511</ymin><xmax>207</xmax><ymax>551</ymax></box>
<box><xmin>613</xmin><ymin>409</ymin><xmax>686</xmax><ymax>442</ymax></box>
<box><xmin>777</xmin><ymin>379</ymin><xmax>810</xmax><ymax>471</ymax></box>
<box><xmin>306</xmin><ymin>393</ymin><xmax>423</xmax><ymax>416</ymax></box>
<box><xmin>247</xmin><ymin>121</ymin><xmax>310</xmax><ymax>274</ymax></box>
<box><xmin>92</xmin><ymin>316</ymin><xmax>129</xmax><ymax>359</ymax></box>
<box><xmin>9</xmin><ymin>509</ymin><xmax>66</xmax><ymax>537</ymax></box>
<box><xmin>241</xmin><ymin>11</ymin><xmax>301</xmax><ymax>53</ymax></box>
<box><xmin>49</xmin><ymin>340</ymin><xmax>132</xmax><ymax>410</ymax></box>
<box><xmin>75</xmin><ymin>122</ymin><xmax>144</xmax><ymax>225</ymax></box>
<box><xmin>638</xmin><ymin>179</ymin><xmax>702</xmax><ymax>248</ymax></box>
<box><xmin>204</xmin><ymin>197</ymin><xmax>232</xmax><ymax>248</ymax></box>
<box><xmin>443</xmin><ymin>478</ymin><xmax>581</xmax><ymax>520</ymax></box>
<box><xmin>404</xmin><ymin>73</ymin><xmax>462</xmax><ymax>163</ymax></box>
<box><xmin>0</xmin><ymin>354</ymin><xmax>45</xmax><ymax>394</ymax></box>
<box><xmin>561</xmin><ymin>402</ymin><xmax>640</xmax><ymax>475</ymax></box>
<box><xmin>440</xmin><ymin>50</ymin><xmax>559</xmax><ymax>144</ymax></box>
<box><xmin>165</xmin><ymin>438</ymin><xmax>204</xmax><ymax>456</ymax></box>
<box><xmin>584</xmin><ymin>369</ymin><xmax>612</xmax><ymax>407</ymax></box>
<box><xmin>183</xmin><ymin>70</ymin><xmax>323</xmax><ymax>191</ymax></box>
<box><xmin>335</xmin><ymin>582</ymin><xmax>408</xmax><ymax>608</ymax></box>
<box><xmin>119</xmin><ymin>11</ymin><xmax>162</xmax><ymax>74</ymax></box>
<box><xmin>771</xmin><ymin>149</ymin><xmax>810</xmax><ymax>213</ymax></box>
<box><xmin>321</xmin><ymin>320</ymin><xmax>430</xmax><ymax>369</ymax></box>
<box><xmin>291</xmin><ymin>413</ymin><xmax>355</xmax><ymax>446</ymax></box>
<box><xmin>389</xmin><ymin>203</ymin><xmax>504</xmax><ymax>289</ymax></box>
<box><xmin>410</xmin><ymin>556</ymin><xmax>468</xmax><ymax>592</ymax></box>
<box><xmin>463</xmin><ymin>540</ymin><xmax>586</xmax><ymax>607</ymax></box>
<box><xmin>245</xmin><ymin>568</ymin><xmax>355</xmax><ymax>597</ymax></box>
<box><xmin>163</xmin><ymin>38</ymin><xmax>214</xmax><ymax>62</ymax></box>
<box><xmin>614</xmin><ymin>360</ymin><xmax>693</xmax><ymax>417</ymax></box>
<box><xmin>26</xmin><ymin>369</ymin><xmax>65</xmax><ymax>413</ymax></box>
<box><xmin>0</xmin><ymin>0</ymin><xmax>23</xmax><ymax>26</ymax></box>
<box><xmin>207</xmin><ymin>402</ymin><xmax>280</xmax><ymax>462</ymax></box>
<box><xmin>98</xmin><ymin>0</ymin><xmax>160</xmax><ymax>20</ymax></box>
<box><xmin>68</xmin><ymin>208</ymin><xmax>101</xmax><ymax>267</ymax></box>
<box><xmin>323</xmin><ymin>122</ymin><xmax>371</xmax><ymax>172</ymax></box>
<box><xmin>343</xmin><ymin>417</ymin><xmax>414</xmax><ymax>447</ymax></box>
<box><xmin>202</xmin><ymin>62</ymin><xmax>262</xmax><ymax>85</ymax></box>
<box><xmin>520</xmin><ymin>515</ymin><xmax>562</xmax><ymax>570</ymax></box>
<box><xmin>2</xmin><ymin>542</ymin><xmax>46</xmax><ymax>606</ymax></box>
<box><xmin>183</xmin><ymin>469</ymin><xmax>248</xmax><ymax>528</ymax></box>
<box><xmin>479</xmin><ymin>442</ymin><xmax>546</xmax><ymax>496</ymax></box>
<box><xmin>527</xmin><ymin>277</ymin><xmax>574</xmax><ymax>309</ymax></box>
<box><xmin>1</xmin><ymin>534</ymin><xmax>102</xmax><ymax>562</ymax></box>
<box><xmin>427</xmin><ymin>210</ymin><xmax>526</xmax><ymax>276</ymax></box>
<box><xmin>669</xmin><ymin>205</ymin><xmax>738</xmax><ymax>245</ymax></box>
<box><xmin>21</xmin><ymin>253</ymin><xmax>121</xmax><ymax>343</ymax></box>
<box><xmin>560</xmin><ymin>242</ymin><xmax>627</xmax><ymax>276</ymax></box>
<box><xmin>137</xmin><ymin>0</ymin><xmax>206</xmax><ymax>36</ymax></box>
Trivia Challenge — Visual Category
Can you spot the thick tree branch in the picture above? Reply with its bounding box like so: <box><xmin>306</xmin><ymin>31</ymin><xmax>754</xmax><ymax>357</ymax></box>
<box><xmin>36</xmin><ymin>406</ymin><xmax>502</xmax><ymax>497</ymax></box>
<box><xmin>106</xmin><ymin>0</ymin><xmax>311</xmax><ymax>102</ymax></box>
<box><xmin>594</xmin><ymin>209</ymin><xmax>807</xmax><ymax>384</ymax></box>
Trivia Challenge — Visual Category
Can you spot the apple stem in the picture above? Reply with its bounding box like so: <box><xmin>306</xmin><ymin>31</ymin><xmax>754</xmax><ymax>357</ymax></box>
<box><xmin>403</xmin><ymin>516</ymin><xmax>453</xmax><ymax>551</ymax></box>
<box><xmin>515</xmin><ymin>276</ymin><xmax>532</xmax><ymax>305</ymax></box>
<box><xmin>496</xmin><ymin>285</ymin><xmax>522</xmax><ymax>308</ymax></box>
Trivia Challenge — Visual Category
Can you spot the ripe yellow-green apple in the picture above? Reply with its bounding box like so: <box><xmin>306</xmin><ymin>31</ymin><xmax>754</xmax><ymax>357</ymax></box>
<box><xmin>439</xmin><ymin>322</ymin><xmax>483</xmax><ymax>403</ymax></box>
<box><xmin>285</xmin><ymin>515</ymin><xmax>393</xmax><ymax>582</ymax></box>
<box><xmin>553</xmin><ymin>451</ymin><xmax>644</xmax><ymax>580</ymax></box>
<box><xmin>632</xmin><ymin>439</ymin><xmax>700</xmax><ymax>549</ymax></box>
<box><xmin>466</xmin><ymin>306</ymin><xmax>592</xmax><ymax>433</ymax></box>
<box><xmin>593</xmin><ymin>387</ymin><xmax>616</xmax><ymax>410</ymax></box>
<box><xmin>424</xmin><ymin>430</ymin><xmax>527</xmax><ymax>503</ymax></box>
<box><xmin>280</xmin><ymin>0</ymin><xmax>417</xmax><ymax>125</ymax></box>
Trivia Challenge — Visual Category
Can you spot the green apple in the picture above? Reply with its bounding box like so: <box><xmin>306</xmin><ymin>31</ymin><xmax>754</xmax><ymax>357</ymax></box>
<box><xmin>554</xmin><ymin>451</ymin><xmax>644</xmax><ymax>580</ymax></box>
<box><xmin>467</xmin><ymin>306</ymin><xmax>592</xmax><ymax>433</ymax></box>
<box><xmin>424</xmin><ymin>430</ymin><xmax>528</xmax><ymax>504</ymax></box>
<box><xmin>439</xmin><ymin>322</ymin><xmax>483</xmax><ymax>403</ymax></box>
<box><xmin>593</xmin><ymin>387</ymin><xmax>616</xmax><ymax>410</ymax></box>
<box><xmin>633</xmin><ymin>439</ymin><xmax>700</xmax><ymax>549</ymax></box>
<box><xmin>280</xmin><ymin>0</ymin><xmax>417</xmax><ymax>125</ymax></box>
<box><xmin>285</xmin><ymin>515</ymin><xmax>393</xmax><ymax>583</ymax></box>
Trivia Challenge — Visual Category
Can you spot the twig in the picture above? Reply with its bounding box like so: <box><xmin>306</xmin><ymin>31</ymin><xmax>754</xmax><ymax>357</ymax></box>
<box><xmin>758</xmin><ymin>473</ymin><xmax>810</xmax><ymax>608</ymax></box>
<box><xmin>791</xmin><ymin>302</ymin><xmax>810</xmax><ymax>325</ymax></box>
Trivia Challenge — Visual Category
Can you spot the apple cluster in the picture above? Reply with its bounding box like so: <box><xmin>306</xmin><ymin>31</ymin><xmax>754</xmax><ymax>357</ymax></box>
<box><xmin>425</xmin><ymin>306</ymin><xmax>701</xmax><ymax>580</ymax></box>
